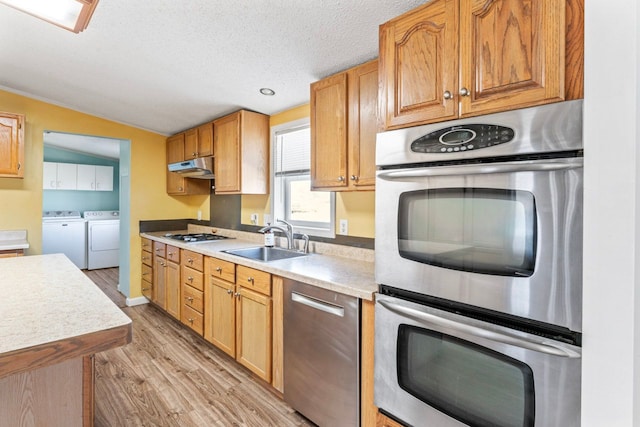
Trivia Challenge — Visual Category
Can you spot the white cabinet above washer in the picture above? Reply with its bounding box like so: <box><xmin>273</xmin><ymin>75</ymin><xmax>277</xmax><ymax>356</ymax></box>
<box><xmin>77</xmin><ymin>164</ymin><xmax>113</xmax><ymax>191</ymax></box>
<box><xmin>43</xmin><ymin>162</ymin><xmax>77</xmax><ymax>190</ymax></box>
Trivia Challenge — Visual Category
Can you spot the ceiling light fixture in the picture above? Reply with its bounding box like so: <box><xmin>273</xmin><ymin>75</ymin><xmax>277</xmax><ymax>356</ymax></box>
<box><xmin>260</xmin><ymin>88</ymin><xmax>276</xmax><ymax>96</ymax></box>
<box><xmin>0</xmin><ymin>0</ymin><xmax>99</xmax><ymax>33</ymax></box>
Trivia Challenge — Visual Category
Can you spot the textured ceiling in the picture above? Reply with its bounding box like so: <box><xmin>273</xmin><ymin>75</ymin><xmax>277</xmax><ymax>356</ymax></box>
<box><xmin>0</xmin><ymin>0</ymin><xmax>425</xmax><ymax>136</ymax></box>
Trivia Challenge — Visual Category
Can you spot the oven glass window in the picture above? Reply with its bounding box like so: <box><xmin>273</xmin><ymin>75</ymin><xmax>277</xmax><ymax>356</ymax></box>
<box><xmin>397</xmin><ymin>325</ymin><xmax>535</xmax><ymax>427</ymax></box>
<box><xmin>398</xmin><ymin>188</ymin><xmax>536</xmax><ymax>276</ymax></box>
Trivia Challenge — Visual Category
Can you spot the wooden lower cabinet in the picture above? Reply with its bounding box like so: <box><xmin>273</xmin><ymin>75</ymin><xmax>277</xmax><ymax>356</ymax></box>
<box><xmin>204</xmin><ymin>259</ymin><xmax>272</xmax><ymax>383</ymax></box>
<box><xmin>165</xmin><ymin>259</ymin><xmax>181</xmax><ymax>319</ymax></box>
<box><xmin>152</xmin><ymin>254</ymin><xmax>167</xmax><ymax>309</ymax></box>
<box><xmin>181</xmin><ymin>250</ymin><xmax>205</xmax><ymax>334</ymax></box>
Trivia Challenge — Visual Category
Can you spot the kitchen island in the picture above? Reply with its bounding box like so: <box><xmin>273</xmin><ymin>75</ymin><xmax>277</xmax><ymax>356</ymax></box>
<box><xmin>0</xmin><ymin>254</ymin><xmax>132</xmax><ymax>427</ymax></box>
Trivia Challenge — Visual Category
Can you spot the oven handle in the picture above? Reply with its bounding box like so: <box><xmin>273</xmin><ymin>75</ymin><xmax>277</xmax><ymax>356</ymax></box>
<box><xmin>377</xmin><ymin>157</ymin><xmax>583</xmax><ymax>180</ymax></box>
<box><xmin>379</xmin><ymin>299</ymin><xmax>581</xmax><ymax>358</ymax></box>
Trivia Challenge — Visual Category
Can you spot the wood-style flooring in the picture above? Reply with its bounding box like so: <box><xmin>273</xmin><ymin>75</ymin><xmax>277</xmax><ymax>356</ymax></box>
<box><xmin>84</xmin><ymin>268</ymin><xmax>315</xmax><ymax>427</ymax></box>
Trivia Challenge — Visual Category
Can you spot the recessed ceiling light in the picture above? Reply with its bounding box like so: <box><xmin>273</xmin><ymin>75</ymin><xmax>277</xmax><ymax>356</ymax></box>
<box><xmin>0</xmin><ymin>0</ymin><xmax>99</xmax><ymax>33</ymax></box>
<box><xmin>260</xmin><ymin>88</ymin><xmax>276</xmax><ymax>96</ymax></box>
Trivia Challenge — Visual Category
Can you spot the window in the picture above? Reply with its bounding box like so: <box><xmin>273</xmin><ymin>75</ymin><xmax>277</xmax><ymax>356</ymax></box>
<box><xmin>271</xmin><ymin>118</ymin><xmax>335</xmax><ymax>238</ymax></box>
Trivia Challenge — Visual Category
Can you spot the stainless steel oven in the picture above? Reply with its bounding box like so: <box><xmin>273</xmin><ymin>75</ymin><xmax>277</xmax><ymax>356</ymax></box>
<box><xmin>374</xmin><ymin>101</ymin><xmax>584</xmax><ymax>426</ymax></box>
<box><xmin>375</xmin><ymin>100</ymin><xmax>583</xmax><ymax>332</ymax></box>
<box><xmin>375</xmin><ymin>291</ymin><xmax>581</xmax><ymax>427</ymax></box>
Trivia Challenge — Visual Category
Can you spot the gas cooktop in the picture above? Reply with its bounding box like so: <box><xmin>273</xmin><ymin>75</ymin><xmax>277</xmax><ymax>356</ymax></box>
<box><xmin>164</xmin><ymin>233</ymin><xmax>233</xmax><ymax>243</ymax></box>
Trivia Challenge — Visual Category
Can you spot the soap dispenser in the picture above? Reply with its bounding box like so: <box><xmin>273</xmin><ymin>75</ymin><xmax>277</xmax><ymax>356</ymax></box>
<box><xmin>263</xmin><ymin>224</ymin><xmax>274</xmax><ymax>247</ymax></box>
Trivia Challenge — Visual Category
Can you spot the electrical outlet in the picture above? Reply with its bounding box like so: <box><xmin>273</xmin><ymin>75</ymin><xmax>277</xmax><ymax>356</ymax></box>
<box><xmin>250</xmin><ymin>213</ymin><xmax>258</xmax><ymax>225</ymax></box>
<box><xmin>339</xmin><ymin>219</ymin><xmax>348</xmax><ymax>235</ymax></box>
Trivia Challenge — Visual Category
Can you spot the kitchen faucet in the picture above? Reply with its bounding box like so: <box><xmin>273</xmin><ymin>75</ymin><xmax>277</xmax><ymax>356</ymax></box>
<box><xmin>259</xmin><ymin>219</ymin><xmax>294</xmax><ymax>249</ymax></box>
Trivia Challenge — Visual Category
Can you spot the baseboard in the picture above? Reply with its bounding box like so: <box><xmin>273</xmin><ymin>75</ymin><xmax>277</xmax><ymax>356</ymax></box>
<box><xmin>126</xmin><ymin>296</ymin><xmax>149</xmax><ymax>307</ymax></box>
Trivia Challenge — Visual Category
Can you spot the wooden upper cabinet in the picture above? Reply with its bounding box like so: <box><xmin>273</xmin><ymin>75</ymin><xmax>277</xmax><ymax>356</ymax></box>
<box><xmin>0</xmin><ymin>112</ymin><xmax>25</xmax><ymax>178</ymax></box>
<box><xmin>379</xmin><ymin>0</ymin><xmax>581</xmax><ymax>130</ymax></box>
<box><xmin>311</xmin><ymin>60</ymin><xmax>377</xmax><ymax>191</ymax></box>
<box><xmin>311</xmin><ymin>72</ymin><xmax>348</xmax><ymax>190</ymax></box>
<box><xmin>459</xmin><ymin>0</ymin><xmax>565</xmax><ymax>116</ymax></box>
<box><xmin>166</xmin><ymin>132</ymin><xmax>210</xmax><ymax>196</ymax></box>
<box><xmin>347</xmin><ymin>60</ymin><xmax>378</xmax><ymax>189</ymax></box>
<box><xmin>184</xmin><ymin>122</ymin><xmax>214</xmax><ymax>159</ymax></box>
<box><xmin>379</xmin><ymin>0</ymin><xmax>458</xmax><ymax>129</ymax></box>
<box><xmin>213</xmin><ymin>110</ymin><xmax>269</xmax><ymax>195</ymax></box>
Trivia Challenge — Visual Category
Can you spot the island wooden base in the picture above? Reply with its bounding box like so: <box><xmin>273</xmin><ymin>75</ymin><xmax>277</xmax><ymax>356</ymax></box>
<box><xmin>0</xmin><ymin>355</ymin><xmax>94</xmax><ymax>427</ymax></box>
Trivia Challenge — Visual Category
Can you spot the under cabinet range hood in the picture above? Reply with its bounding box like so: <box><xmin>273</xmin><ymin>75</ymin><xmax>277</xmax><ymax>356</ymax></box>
<box><xmin>168</xmin><ymin>156</ymin><xmax>214</xmax><ymax>179</ymax></box>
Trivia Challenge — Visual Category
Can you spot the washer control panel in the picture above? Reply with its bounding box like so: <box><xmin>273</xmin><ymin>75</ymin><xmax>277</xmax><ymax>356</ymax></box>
<box><xmin>411</xmin><ymin>124</ymin><xmax>515</xmax><ymax>153</ymax></box>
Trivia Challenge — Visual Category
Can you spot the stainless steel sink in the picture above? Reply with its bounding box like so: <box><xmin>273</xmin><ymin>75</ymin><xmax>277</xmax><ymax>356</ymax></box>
<box><xmin>222</xmin><ymin>246</ymin><xmax>308</xmax><ymax>262</ymax></box>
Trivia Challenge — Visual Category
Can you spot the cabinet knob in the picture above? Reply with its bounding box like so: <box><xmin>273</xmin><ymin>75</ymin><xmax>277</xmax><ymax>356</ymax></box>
<box><xmin>459</xmin><ymin>87</ymin><xmax>470</xmax><ymax>97</ymax></box>
<box><xmin>350</xmin><ymin>175</ymin><xmax>357</xmax><ymax>181</ymax></box>
<box><xmin>188</xmin><ymin>318</ymin><xmax>194</xmax><ymax>324</ymax></box>
<box><xmin>142</xmin><ymin>287</ymin><xmax>150</xmax><ymax>291</ymax></box>
<box><xmin>188</xmin><ymin>276</ymin><xmax>193</xmax><ymax>282</ymax></box>
<box><xmin>155</xmin><ymin>248</ymin><xmax>162</xmax><ymax>252</ymax></box>
<box><xmin>337</xmin><ymin>176</ymin><xmax>345</xmax><ymax>182</ymax></box>
<box><xmin>192</xmin><ymin>152</ymin><xmax>197</xmax><ymax>157</ymax></box>
<box><xmin>178</xmin><ymin>187</ymin><xmax>183</xmax><ymax>191</ymax></box>
<box><xmin>247</xmin><ymin>277</ymin><xmax>254</xmax><ymax>283</ymax></box>
<box><xmin>226</xmin><ymin>289</ymin><xmax>233</xmax><ymax>295</ymax></box>
<box><xmin>186</xmin><ymin>296</ymin><xmax>194</xmax><ymax>302</ymax></box>
<box><xmin>443</xmin><ymin>90</ymin><xmax>453</xmax><ymax>100</ymax></box>
<box><xmin>188</xmin><ymin>258</ymin><xmax>194</xmax><ymax>264</ymax></box>
<box><xmin>161</xmin><ymin>262</ymin><xmax>166</xmax><ymax>267</ymax></box>
<box><xmin>234</xmin><ymin>292</ymin><xmax>241</xmax><ymax>298</ymax></box>
<box><xmin>216</xmin><ymin>267</ymin><xmax>222</xmax><ymax>273</ymax></box>
<box><xmin>142</xmin><ymin>272</ymin><xmax>150</xmax><ymax>276</ymax></box>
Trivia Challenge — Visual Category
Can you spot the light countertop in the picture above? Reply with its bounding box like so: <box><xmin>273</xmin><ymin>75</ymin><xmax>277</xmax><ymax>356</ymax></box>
<box><xmin>0</xmin><ymin>254</ymin><xmax>131</xmax><ymax>378</ymax></box>
<box><xmin>141</xmin><ymin>231</ymin><xmax>377</xmax><ymax>300</ymax></box>
<box><xmin>0</xmin><ymin>229</ymin><xmax>29</xmax><ymax>250</ymax></box>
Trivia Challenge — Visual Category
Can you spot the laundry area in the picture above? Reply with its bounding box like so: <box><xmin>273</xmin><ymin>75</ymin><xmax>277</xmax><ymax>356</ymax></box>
<box><xmin>41</xmin><ymin>132</ymin><xmax>121</xmax><ymax>270</ymax></box>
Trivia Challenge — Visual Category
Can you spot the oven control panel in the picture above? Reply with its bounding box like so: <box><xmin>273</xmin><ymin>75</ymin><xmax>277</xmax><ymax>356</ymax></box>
<box><xmin>411</xmin><ymin>124</ymin><xmax>515</xmax><ymax>153</ymax></box>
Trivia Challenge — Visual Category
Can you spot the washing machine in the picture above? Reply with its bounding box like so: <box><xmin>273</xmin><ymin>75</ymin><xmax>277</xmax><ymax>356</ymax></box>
<box><xmin>42</xmin><ymin>210</ymin><xmax>87</xmax><ymax>269</ymax></box>
<box><xmin>84</xmin><ymin>210</ymin><xmax>120</xmax><ymax>270</ymax></box>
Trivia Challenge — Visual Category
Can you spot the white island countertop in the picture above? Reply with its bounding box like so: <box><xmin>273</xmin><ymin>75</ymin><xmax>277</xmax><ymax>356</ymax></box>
<box><xmin>0</xmin><ymin>254</ymin><xmax>131</xmax><ymax>378</ymax></box>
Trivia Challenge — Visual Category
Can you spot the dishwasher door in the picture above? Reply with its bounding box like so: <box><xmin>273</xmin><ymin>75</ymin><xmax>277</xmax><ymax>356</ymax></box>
<box><xmin>283</xmin><ymin>279</ymin><xmax>360</xmax><ymax>427</ymax></box>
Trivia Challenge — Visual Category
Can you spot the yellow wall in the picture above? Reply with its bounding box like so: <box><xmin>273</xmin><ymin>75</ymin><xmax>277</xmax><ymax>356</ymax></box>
<box><xmin>240</xmin><ymin>103</ymin><xmax>375</xmax><ymax>238</ymax></box>
<box><xmin>0</xmin><ymin>89</ymin><xmax>203</xmax><ymax>298</ymax></box>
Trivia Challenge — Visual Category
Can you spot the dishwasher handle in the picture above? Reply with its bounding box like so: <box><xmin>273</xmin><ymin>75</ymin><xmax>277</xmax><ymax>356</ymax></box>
<box><xmin>291</xmin><ymin>292</ymin><xmax>344</xmax><ymax>317</ymax></box>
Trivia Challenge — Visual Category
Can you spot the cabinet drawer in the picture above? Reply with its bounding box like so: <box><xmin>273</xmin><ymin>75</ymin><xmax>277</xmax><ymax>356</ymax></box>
<box><xmin>182</xmin><ymin>264</ymin><xmax>204</xmax><ymax>292</ymax></box>
<box><xmin>182</xmin><ymin>284</ymin><xmax>204</xmax><ymax>313</ymax></box>
<box><xmin>236</xmin><ymin>265</ymin><xmax>271</xmax><ymax>296</ymax></box>
<box><xmin>182</xmin><ymin>249</ymin><xmax>204</xmax><ymax>272</ymax></box>
<box><xmin>182</xmin><ymin>304</ymin><xmax>204</xmax><ymax>335</ymax></box>
<box><xmin>166</xmin><ymin>245</ymin><xmax>180</xmax><ymax>263</ymax></box>
<box><xmin>141</xmin><ymin>278</ymin><xmax>153</xmax><ymax>299</ymax></box>
<box><xmin>207</xmin><ymin>257</ymin><xmax>236</xmax><ymax>283</ymax></box>
<box><xmin>141</xmin><ymin>250</ymin><xmax>153</xmax><ymax>266</ymax></box>
<box><xmin>153</xmin><ymin>241</ymin><xmax>166</xmax><ymax>258</ymax></box>
<box><xmin>141</xmin><ymin>237</ymin><xmax>153</xmax><ymax>252</ymax></box>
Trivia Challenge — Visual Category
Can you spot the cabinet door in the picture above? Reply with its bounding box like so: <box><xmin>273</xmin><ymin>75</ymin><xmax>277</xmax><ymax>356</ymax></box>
<box><xmin>167</xmin><ymin>133</ymin><xmax>186</xmax><ymax>194</ymax></box>
<box><xmin>379</xmin><ymin>0</ymin><xmax>458</xmax><ymax>129</ymax></box>
<box><xmin>56</xmin><ymin>163</ymin><xmax>77</xmax><ymax>190</ymax></box>
<box><xmin>0</xmin><ymin>112</ymin><xmax>24</xmax><ymax>178</ymax></box>
<box><xmin>76</xmin><ymin>164</ymin><xmax>95</xmax><ymax>190</ymax></box>
<box><xmin>205</xmin><ymin>277</ymin><xmax>236</xmax><ymax>357</ymax></box>
<box><xmin>197</xmin><ymin>122</ymin><xmax>214</xmax><ymax>157</ymax></box>
<box><xmin>184</xmin><ymin>128</ymin><xmax>198</xmax><ymax>160</ymax></box>
<box><xmin>459</xmin><ymin>0</ymin><xmax>565</xmax><ymax>116</ymax></box>
<box><xmin>165</xmin><ymin>260</ymin><xmax>181</xmax><ymax>319</ymax></box>
<box><xmin>236</xmin><ymin>286</ymin><xmax>272</xmax><ymax>382</ymax></box>
<box><xmin>95</xmin><ymin>165</ymin><xmax>113</xmax><ymax>191</ymax></box>
<box><xmin>213</xmin><ymin>113</ymin><xmax>241</xmax><ymax>193</ymax></box>
<box><xmin>43</xmin><ymin>162</ymin><xmax>58</xmax><ymax>189</ymax></box>
<box><xmin>153</xmin><ymin>255</ymin><xmax>167</xmax><ymax>309</ymax></box>
<box><xmin>310</xmin><ymin>72</ymin><xmax>348</xmax><ymax>190</ymax></box>
<box><xmin>348</xmin><ymin>60</ymin><xmax>378</xmax><ymax>189</ymax></box>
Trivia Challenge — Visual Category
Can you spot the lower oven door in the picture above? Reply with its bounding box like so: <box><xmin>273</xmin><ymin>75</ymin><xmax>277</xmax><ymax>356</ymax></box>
<box><xmin>374</xmin><ymin>294</ymin><xmax>581</xmax><ymax>427</ymax></box>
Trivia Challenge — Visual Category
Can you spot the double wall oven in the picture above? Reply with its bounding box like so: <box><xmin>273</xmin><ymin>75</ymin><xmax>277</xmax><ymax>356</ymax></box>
<box><xmin>374</xmin><ymin>101</ymin><xmax>583</xmax><ymax>427</ymax></box>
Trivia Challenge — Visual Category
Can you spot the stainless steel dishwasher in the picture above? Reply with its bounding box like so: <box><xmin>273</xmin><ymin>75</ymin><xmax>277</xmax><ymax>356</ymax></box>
<box><xmin>283</xmin><ymin>279</ymin><xmax>360</xmax><ymax>427</ymax></box>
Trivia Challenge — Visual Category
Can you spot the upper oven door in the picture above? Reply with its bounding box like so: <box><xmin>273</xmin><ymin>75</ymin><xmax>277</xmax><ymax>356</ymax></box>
<box><xmin>375</xmin><ymin>157</ymin><xmax>583</xmax><ymax>332</ymax></box>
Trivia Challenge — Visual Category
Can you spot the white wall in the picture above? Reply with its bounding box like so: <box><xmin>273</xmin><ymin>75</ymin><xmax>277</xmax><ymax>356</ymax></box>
<box><xmin>583</xmin><ymin>1</ymin><xmax>640</xmax><ymax>425</ymax></box>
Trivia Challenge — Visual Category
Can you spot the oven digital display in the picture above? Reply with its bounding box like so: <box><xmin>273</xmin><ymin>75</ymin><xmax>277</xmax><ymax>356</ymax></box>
<box><xmin>439</xmin><ymin>129</ymin><xmax>476</xmax><ymax>145</ymax></box>
<box><xmin>411</xmin><ymin>124</ymin><xmax>515</xmax><ymax>153</ymax></box>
